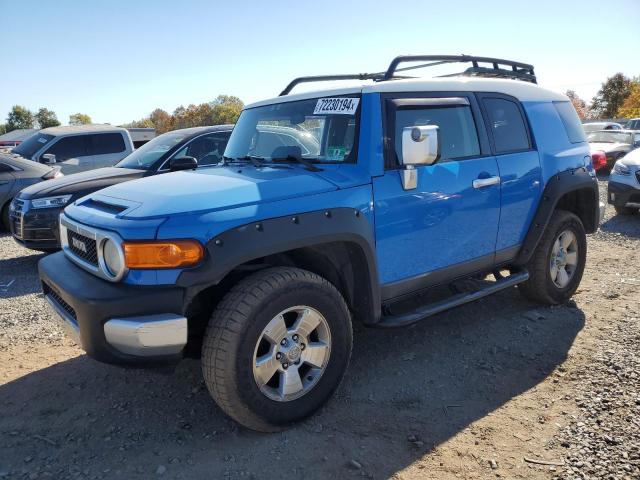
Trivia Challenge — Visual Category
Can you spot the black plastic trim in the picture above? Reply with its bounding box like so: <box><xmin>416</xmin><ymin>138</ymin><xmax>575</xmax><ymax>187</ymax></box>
<box><xmin>514</xmin><ymin>168</ymin><xmax>599</xmax><ymax>266</ymax></box>
<box><xmin>38</xmin><ymin>252</ymin><xmax>185</xmax><ymax>365</ymax></box>
<box><xmin>380</xmin><ymin>253</ymin><xmax>495</xmax><ymax>302</ymax></box>
<box><xmin>176</xmin><ymin>208</ymin><xmax>381</xmax><ymax>324</ymax></box>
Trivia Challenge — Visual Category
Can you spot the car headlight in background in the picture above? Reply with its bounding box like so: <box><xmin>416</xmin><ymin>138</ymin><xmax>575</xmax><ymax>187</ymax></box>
<box><xmin>613</xmin><ymin>162</ymin><xmax>631</xmax><ymax>175</ymax></box>
<box><xmin>102</xmin><ymin>238</ymin><xmax>125</xmax><ymax>277</ymax></box>
<box><xmin>31</xmin><ymin>194</ymin><xmax>72</xmax><ymax>209</ymax></box>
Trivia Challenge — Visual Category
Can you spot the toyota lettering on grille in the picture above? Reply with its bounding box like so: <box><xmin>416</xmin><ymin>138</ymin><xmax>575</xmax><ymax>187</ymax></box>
<box><xmin>72</xmin><ymin>237</ymin><xmax>87</xmax><ymax>253</ymax></box>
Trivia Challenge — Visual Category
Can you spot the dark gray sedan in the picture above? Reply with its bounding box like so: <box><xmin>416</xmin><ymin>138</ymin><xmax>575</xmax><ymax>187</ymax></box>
<box><xmin>0</xmin><ymin>155</ymin><xmax>61</xmax><ymax>231</ymax></box>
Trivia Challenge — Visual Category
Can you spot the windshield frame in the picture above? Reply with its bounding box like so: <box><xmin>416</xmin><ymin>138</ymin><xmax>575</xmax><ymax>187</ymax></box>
<box><xmin>224</xmin><ymin>94</ymin><xmax>362</xmax><ymax>166</ymax></box>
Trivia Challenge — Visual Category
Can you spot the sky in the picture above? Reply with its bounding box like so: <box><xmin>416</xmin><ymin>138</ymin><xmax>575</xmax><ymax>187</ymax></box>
<box><xmin>1</xmin><ymin>0</ymin><xmax>639</xmax><ymax>126</ymax></box>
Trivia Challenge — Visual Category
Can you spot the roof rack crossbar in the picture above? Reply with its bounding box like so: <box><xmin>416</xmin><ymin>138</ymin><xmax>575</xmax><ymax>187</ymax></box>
<box><xmin>279</xmin><ymin>72</ymin><xmax>385</xmax><ymax>96</ymax></box>
<box><xmin>383</xmin><ymin>55</ymin><xmax>536</xmax><ymax>83</ymax></box>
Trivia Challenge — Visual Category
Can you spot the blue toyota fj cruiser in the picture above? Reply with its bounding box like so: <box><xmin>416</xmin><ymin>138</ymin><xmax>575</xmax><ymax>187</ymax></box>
<box><xmin>39</xmin><ymin>55</ymin><xmax>604</xmax><ymax>432</ymax></box>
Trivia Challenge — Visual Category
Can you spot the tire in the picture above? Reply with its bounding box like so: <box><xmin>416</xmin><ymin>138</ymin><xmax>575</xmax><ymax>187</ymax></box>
<box><xmin>518</xmin><ymin>210</ymin><xmax>587</xmax><ymax>305</ymax></box>
<box><xmin>1</xmin><ymin>202</ymin><xmax>10</xmax><ymax>232</ymax></box>
<box><xmin>614</xmin><ymin>205</ymin><xmax>637</xmax><ymax>216</ymax></box>
<box><xmin>201</xmin><ymin>267</ymin><xmax>353</xmax><ymax>432</ymax></box>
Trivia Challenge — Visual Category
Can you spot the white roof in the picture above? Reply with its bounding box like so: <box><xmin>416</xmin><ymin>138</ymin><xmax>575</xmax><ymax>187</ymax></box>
<box><xmin>41</xmin><ymin>124</ymin><xmax>127</xmax><ymax>136</ymax></box>
<box><xmin>247</xmin><ymin>77</ymin><xmax>567</xmax><ymax>109</ymax></box>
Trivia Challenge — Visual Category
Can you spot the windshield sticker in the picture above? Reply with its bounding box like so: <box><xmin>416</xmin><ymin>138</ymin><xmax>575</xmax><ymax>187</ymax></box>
<box><xmin>37</xmin><ymin>137</ymin><xmax>48</xmax><ymax>143</ymax></box>
<box><xmin>314</xmin><ymin>98</ymin><xmax>359</xmax><ymax>115</ymax></box>
<box><xmin>327</xmin><ymin>146</ymin><xmax>347</xmax><ymax>161</ymax></box>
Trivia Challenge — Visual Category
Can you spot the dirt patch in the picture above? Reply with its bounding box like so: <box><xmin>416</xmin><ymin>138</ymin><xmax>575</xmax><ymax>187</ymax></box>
<box><xmin>1</xmin><ymin>179</ymin><xmax>638</xmax><ymax>479</ymax></box>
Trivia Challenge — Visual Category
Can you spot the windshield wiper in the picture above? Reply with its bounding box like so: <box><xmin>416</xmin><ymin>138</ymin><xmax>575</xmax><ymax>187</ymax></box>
<box><xmin>221</xmin><ymin>155</ymin><xmax>266</xmax><ymax>167</ymax></box>
<box><xmin>272</xmin><ymin>154</ymin><xmax>322</xmax><ymax>172</ymax></box>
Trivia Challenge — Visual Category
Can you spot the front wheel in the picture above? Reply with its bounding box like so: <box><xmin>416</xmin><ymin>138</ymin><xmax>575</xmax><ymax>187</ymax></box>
<box><xmin>518</xmin><ymin>210</ymin><xmax>587</xmax><ymax>304</ymax></box>
<box><xmin>201</xmin><ymin>267</ymin><xmax>352</xmax><ymax>432</ymax></box>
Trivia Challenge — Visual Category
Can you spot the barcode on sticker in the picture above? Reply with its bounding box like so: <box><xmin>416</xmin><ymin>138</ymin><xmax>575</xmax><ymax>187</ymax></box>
<box><xmin>313</xmin><ymin>97</ymin><xmax>359</xmax><ymax>115</ymax></box>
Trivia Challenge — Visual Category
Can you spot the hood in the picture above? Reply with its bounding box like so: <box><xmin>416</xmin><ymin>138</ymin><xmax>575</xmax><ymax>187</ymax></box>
<box><xmin>0</xmin><ymin>153</ymin><xmax>52</xmax><ymax>176</ymax></box>
<box><xmin>19</xmin><ymin>167</ymin><xmax>145</xmax><ymax>199</ymax></box>
<box><xmin>76</xmin><ymin>165</ymin><xmax>338</xmax><ymax>219</ymax></box>
<box><xmin>589</xmin><ymin>143</ymin><xmax>630</xmax><ymax>154</ymax></box>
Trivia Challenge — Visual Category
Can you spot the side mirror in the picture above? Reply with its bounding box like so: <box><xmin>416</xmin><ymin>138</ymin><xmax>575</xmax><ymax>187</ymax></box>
<box><xmin>400</xmin><ymin>125</ymin><xmax>440</xmax><ymax>190</ymax></box>
<box><xmin>402</xmin><ymin>125</ymin><xmax>440</xmax><ymax>166</ymax></box>
<box><xmin>169</xmin><ymin>156</ymin><xmax>198</xmax><ymax>172</ymax></box>
<box><xmin>41</xmin><ymin>154</ymin><xmax>57</xmax><ymax>164</ymax></box>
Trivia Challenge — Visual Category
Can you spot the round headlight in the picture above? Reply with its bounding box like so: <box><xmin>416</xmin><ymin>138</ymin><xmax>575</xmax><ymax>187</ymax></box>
<box><xmin>103</xmin><ymin>239</ymin><xmax>124</xmax><ymax>277</ymax></box>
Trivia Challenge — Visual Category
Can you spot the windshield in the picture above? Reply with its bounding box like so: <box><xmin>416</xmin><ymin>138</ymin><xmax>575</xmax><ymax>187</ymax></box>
<box><xmin>587</xmin><ymin>131</ymin><xmax>633</xmax><ymax>144</ymax></box>
<box><xmin>11</xmin><ymin>133</ymin><xmax>55</xmax><ymax>159</ymax></box>
<box><xmin>627</xmin><ymin>120</ymin><xmax>640</xmax><ymax>130</ymax></box>
<box><xmin>116</xmin><ymin>130</ymin><xmax>193</xmax><ymax>169</ymax></box>
<box><xmin>224</xmin><ymin>95</ymin><xmax>360</xmax><ymax>164</ymax></box>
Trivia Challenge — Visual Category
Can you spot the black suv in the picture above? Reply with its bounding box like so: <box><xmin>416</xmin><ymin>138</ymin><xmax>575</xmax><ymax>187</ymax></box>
<box><xmin>11</xmin><ymin>125</ymin><xmax>232</xmax><ymax>251</ymax></box>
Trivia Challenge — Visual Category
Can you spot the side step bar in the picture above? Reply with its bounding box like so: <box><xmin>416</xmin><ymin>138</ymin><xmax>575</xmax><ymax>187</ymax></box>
<box><xmin>375</xmin><ymin>270</ymin><xmax>529</xmax><ymax>328</ymax></box>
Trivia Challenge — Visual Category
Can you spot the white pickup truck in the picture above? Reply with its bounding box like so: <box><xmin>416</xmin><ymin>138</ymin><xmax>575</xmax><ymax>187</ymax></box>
<box><xmin>7</xmin><ymin>124</ymin><xmax>134</xmax><ymax>174</ymax></box>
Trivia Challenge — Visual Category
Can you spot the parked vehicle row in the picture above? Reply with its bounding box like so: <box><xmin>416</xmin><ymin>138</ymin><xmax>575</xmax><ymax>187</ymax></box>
<box><xmin>34</xmin><ymin>54</ymin><xmax>605</xmax><ymax>432</ymax></box>
<box><xmin>587</xmin><ymin>130</ymin><xmax>640</xmax><ymax>173</ymax></box>
<box><xmin>9</xmin><ymin>126</ymin><xmax>232</xmax><ymax>250</ymax></box>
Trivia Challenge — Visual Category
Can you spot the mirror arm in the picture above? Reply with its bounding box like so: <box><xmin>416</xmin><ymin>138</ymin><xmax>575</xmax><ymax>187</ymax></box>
<box><xmin>401</xmin><ymin>165</ymin><xmax>417</xmax><ymax>190</ymax></box>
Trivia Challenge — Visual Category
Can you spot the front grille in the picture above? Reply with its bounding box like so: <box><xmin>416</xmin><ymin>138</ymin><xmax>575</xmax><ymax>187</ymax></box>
<box><xmin>43</xmin><ymin>283</ymin><xmax>77</xmax><ymax>322</ymax></box>
<box><xmin>67</xmin><ymin>230</ymin><xmax>98</xmax><ymax>266</ymax></box>
<box><xmin>9</xmin><ymin>199</ymin><xmax>24</xmax><ymax>239</ymax></box>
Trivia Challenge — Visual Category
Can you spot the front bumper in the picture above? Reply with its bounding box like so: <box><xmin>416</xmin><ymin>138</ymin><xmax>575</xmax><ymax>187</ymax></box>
<box><xmin>9</xmin><ymin>199</ymin><xmax>62</xmax><ymax>251</ymax></box>
<box><xmin>607</xmin><ymin>181</ymin><xmax>640</xmax><ymax>208</ymax></box>
<box><xmin>39</xmin><ymin>252</ymin><xmax>188</xmax><ymax>365</ymax></box>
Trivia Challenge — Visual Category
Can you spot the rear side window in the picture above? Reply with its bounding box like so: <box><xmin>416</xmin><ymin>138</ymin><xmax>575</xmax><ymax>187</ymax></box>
<box><xmin>553</xmin><ymin>102</ymin><xmax>587</xmax><ymax>143</ymax></box>
<box><xmin>44</xmin><ymin>136</ymin><xmax>87</xmax><ymax>161</ymax></box>
<box><xmin>483</xmin><ymin>98</ymin><xmax>531</xmax><ymax>153</ymax></box>
<box><xmin>87</xmin><ymin>133</ymin><xmax>126</xmax><ymax>155</ymax></box>
<box><xmin>394</xmin><ymin>105</ymin><xmax>480</xmax><ymax>163</ymax></box>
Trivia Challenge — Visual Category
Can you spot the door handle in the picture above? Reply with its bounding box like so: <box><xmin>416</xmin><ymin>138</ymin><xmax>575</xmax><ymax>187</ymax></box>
<box><xmin>473</xmin><ymin>176</ymin><xmax>501</xmax><ymax>189</ymax></box>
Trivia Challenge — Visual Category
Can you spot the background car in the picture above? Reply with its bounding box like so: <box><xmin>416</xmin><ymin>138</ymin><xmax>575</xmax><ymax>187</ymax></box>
<box><xmin>625</xmin><ymin>118</ymin><xmax>640</xmax><ymax>131</ymax></box>
<box><xmin>582</xmin><ymin>121</ymin><xmax>623</xmax><ymax>133</ymax></box>
<box><xmin>608</xmin><ymin>148</ymin><xmax>640</xmax><ymax>215</ymax></box>
<box><xmin>7</xmin><ymin>124</ymin><xmax>134</xmax><ymax>174</ymax></box>
<box><xmin>0</xmin><ymin>155</ymin><xmax>62</xmax><ymax>231</ymax></box>
<box><xmin>587</xmin><ymin>130</ymin><xmax>640</xmax><ymax>172</ymax></box>
<box><xmin>11</xmin><ymin>125</ymin><xmax>232</xmax><ymax>251</ymax></box>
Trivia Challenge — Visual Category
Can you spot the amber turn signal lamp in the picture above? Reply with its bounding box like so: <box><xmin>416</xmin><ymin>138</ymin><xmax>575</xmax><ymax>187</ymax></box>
<box><xmin>123</xmin><ymin>240</ymin><xmax>204</xmax><ymax>269</ymax></box>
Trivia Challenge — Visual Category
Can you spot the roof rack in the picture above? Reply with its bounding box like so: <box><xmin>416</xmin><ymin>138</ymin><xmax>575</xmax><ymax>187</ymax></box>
<box><xmin>279</xmin><ymin>54</ymin><xmax>536</xmax><ymax>96</ymax></box>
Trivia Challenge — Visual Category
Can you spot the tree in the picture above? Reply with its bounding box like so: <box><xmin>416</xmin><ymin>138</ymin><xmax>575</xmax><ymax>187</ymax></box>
<box><xmin>210</xmin><ymin>95</ymin><xmax>244</xmax><ymax>125</ymax></box>
<box><xmin>69</xmin><ymin>113</ymin><xmax>92</xmax><ymax>125</ymax></box>
<box><xmin>35</xmin><ymin>108</ymin><xmax>61</xmax><ymax>128</ymax></box>
<box><xmin>565</xmin><ymin>90</ymin><xmax>587</xmax><ymax>120</ymax></box>
<box><xmin>617</xmin><ymin>79</ymin><xmax>640</xmax><ymax>118</ymax></box>
<box><xmin>0</xmin><ymin>124</ymin><xmax>6</xmax><ymax>135</ymax></box>
<box><xmin>589</xmin><ymin>73</ymin><xmax>632</xmax><ymax>118</ymax></box>
<box><xmin>149</xmin><ymin>108</ymin><xmax>172</xmax><ymax>134</ymax></box>
<box><xmin>6</xmin><ymin>105</ymin><xmax>34</xmax><ymax>132</ymax></box>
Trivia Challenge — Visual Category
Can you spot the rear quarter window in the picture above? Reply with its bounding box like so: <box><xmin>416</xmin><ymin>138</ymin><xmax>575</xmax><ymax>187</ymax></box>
<box><xmin>553</xmin><ymin>102</ymin><xmax>587</xmax><ymax>144</ymax></box>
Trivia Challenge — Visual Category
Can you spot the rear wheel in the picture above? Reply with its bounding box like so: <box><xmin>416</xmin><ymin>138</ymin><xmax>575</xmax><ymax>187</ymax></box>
<box><xmin>518</xmin><ymin>210</ymin><xmax>587</xmax><ymax>305</ymax></box>
<box><xmin>201</xmin><ymin>267</ymin><xmax>352</xmax><ymax>432</ymax></box>
<box><xmin>614</xmin><ymin>205</ymin><xmax>637</xmax><ymax>216</ymax></box>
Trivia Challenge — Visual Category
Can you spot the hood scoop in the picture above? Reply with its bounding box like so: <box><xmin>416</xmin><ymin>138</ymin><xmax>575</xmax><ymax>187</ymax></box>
<box><xmin>76</xmin><ymin>194</ymin><xmax>142</xmax><ymax>218</ymax></box>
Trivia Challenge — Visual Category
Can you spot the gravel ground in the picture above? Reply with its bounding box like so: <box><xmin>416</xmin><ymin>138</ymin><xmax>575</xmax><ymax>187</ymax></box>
<box><xmin>0</xmin><ymin>178</ymin><xmax>638</xmax><ymax>480</ymax></box>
